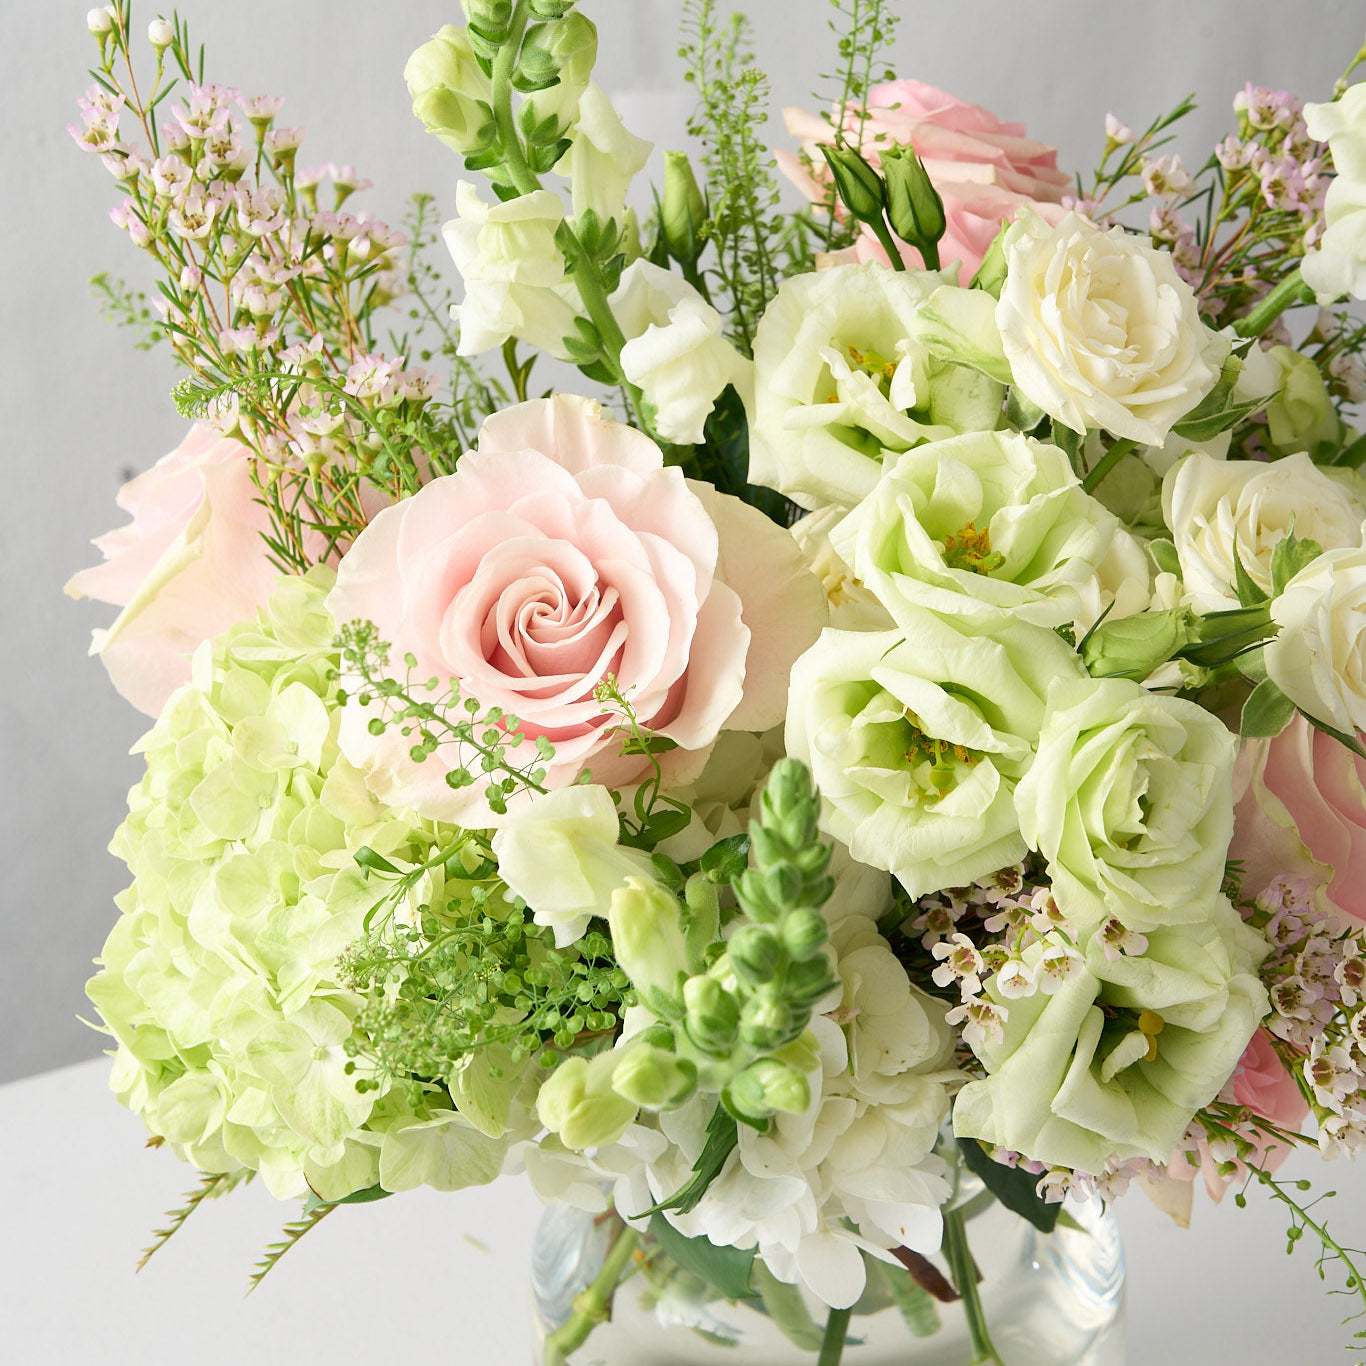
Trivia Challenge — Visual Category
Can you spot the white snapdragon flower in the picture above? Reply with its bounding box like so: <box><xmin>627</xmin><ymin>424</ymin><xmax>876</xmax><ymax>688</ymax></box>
<box><xmin>997</xmin><ymin>209</ymin><xmax>1228</xmax><ymax>446</ymax></box>
<box><xmin>442</xmin><ymin>181</ymin><xmax>579</xmax><ymax>357</ymax></box>
<box><xmin>611</xmin><ymin>260</ymin><xmax>748</xmax><ymax>444</ymax></box>
<box><xmin>562</xmin><ymin>83</ymin><xmax>651</xmax><ymax>225</ymax></box>
<box><xmin>1164</xmin><ymin>451</ymin><xmax>1366</xmax><ymax>613</ymax></box>
<box><xmin>1302</xmin><ymin>84</ymin><xmax>1366</xmax><ymax>303</ymax></box>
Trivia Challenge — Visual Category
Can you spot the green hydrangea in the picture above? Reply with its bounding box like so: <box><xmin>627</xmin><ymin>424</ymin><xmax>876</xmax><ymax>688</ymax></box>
<box><xmin>87</xmin><ymin>570</ymin><xmax>507</xmax><ymax>1201</ymax></box>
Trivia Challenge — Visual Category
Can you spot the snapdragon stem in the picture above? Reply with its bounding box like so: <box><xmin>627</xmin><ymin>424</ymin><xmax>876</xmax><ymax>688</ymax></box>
<box><xmin>943</xmin><ymin>1204</ymin><xmax>1005</xmax><ymax>1366</ymax></box>
<box><xmin>816</xmin><ymin>1305</ymin><xmax>853</xmax><ymax>1366</ymax></box>
<box><xmin>1234</xmin><ymin>267</ymin><xmax>1313</xmax><ymax>339</ymax></box>
<box><xmin>542</xmin><ymin>1223</ymin><xmax>640</xmax><ymax>1366</ymax></box>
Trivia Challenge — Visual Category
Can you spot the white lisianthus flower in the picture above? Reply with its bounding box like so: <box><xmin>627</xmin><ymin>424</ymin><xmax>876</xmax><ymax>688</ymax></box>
<box><xmin>442</xmin><ymin>181</ymin><xmax>579</xmax><ymax>357</ymax></box>
<box><xmin>749</xmin><ymin>263</ymin><xmax>1006</xmax><ymax>510</ymax></box>
<box><xmin>563</xmin><ymin>82</ymin><xmax>652</xmax><ymax>225</ymax></box>
<box><xmin>953</xmin><ymin>898</ymin><xmax>1268</xmax><ymax>1173</ymax></box>
<box><xmin>610</xmin><ymin>260</ymin><xmax>749</xmax><ymax>444</ymax></box>
<box><xmin>490</xmin><ymin>784</ymin><xmax>655</xmax><ymax>946</ymax></box>
<box><xmin>1163</xmin><ymin>451</ymin><xmax>1365</xmax><ymax>613</ymax></box>
<box><xmin>831</xmin><ymin>429</ymin><xmax>1123</xmax><ymax>630</ymax></box>
<box><xmin>1302</xmin><ymin>84</ymin><xmax>1366</xmax><ymax>303</ymax></box>
<box><xmin>1266</xmin><ymin>545</ymin><xmax>1366</xmax><ymax>733</ymax></box>
<box><xmin>1015</xmin><ymin>676</ymin><xmax>1237</xmax><ymax>932</ymax></box>
<box><xmin>997</xmin><ymin>209</ymin><xmax>1229</xmax><ymax>445</ymax></box>
<box><xmin>786</xmin><ymin>614</ymin><xmax>1086</xmax><ymax>898</ymax></box>
<box><xmin>790</xmin><ymin>506</ymin><xmax>894</xmax><ymax>632</ymax></box>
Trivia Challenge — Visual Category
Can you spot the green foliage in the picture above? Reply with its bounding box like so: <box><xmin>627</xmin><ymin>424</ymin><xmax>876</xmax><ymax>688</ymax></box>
<box><xmin>246</xmin><ymin>1201</ymin><xmax>336</xmax><ymax>1295</ymax></box>
<box><xmin>137</xmin><ymin>1169</ymin><xmax>253</xmax><ymax>1271</ymax></box>
<box><xmin>89</xmin><ymin>272</ymin><xmax>161</xmax><ymax>350</ymax></box>
<box><xmin>647</xmin><ymin>1211</ymin><xmax>758</xmax><ymax>1301</ymax></box>
<box><xmin>956</xmin><ymin>1138</ymin><xmax>1061</xmax><ymax>1234</ymax></box>
<box><xmin>638</xmin><ymin>1105</ymin><xmax>739</xmax><ymax>1217</ymax></box>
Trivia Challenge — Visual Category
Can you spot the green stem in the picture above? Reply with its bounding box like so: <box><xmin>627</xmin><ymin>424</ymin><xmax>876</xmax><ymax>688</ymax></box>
<box><xmin>869</xmin><ymin>213</ymin><xmax>908</xmax><ymax>271</ymax></box>
<box><xmin>543</xmin><ymin>1222</ymin><xmax>641</xmax><ymax>1366</ymax></box>
<box><xmin>816</xmin><ymin>1305</ymin><xmax>853</xmax><ymax>1366</ymax></box>
<box><xmin>1080</xmin><ymin>437</ymin><xmax>1136</xmax><ymax>494</ymax></box>
<box><xmin>942</xmin><ymin>1204</ymin><xmax>1005</xmax><ymax>1366</ymax></box>
<box><xmin>1234</xmin><ymin>267</ymin><xmax>1313</xmax><ymax>339</ymax></box>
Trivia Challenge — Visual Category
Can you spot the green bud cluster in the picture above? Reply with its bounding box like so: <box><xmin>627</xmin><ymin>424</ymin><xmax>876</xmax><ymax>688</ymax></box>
<box><xmin>819</xmin><ymin>142</ymin><xmax>948</xmax><ymax>272</ymax></box>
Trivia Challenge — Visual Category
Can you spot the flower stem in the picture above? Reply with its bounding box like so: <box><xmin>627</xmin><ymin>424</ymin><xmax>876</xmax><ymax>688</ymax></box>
<box><xmin>816</xmin><ymin>1305</ymin><xmax>853</xmax><ymax>1366</ymax></box>
<box><xmin>542</xmin><ymin>1222</ymin><xmax>641</xmax><ymax>1366</ymax></box>
<box><xmin>869</xmin><ymin>213</ymin><xmax>909</xmax><ymax>271</ymax></box>
<box><xmin>942</xmin><ymin>1204</ymin><xmax>1005</xmax><ymax>1366</ymax></box>
<box><xmin>1234</xmin><ymin>267</ymin><xmax>1313</xmax><ymax>339</ymax></box>
<box><xmin>1080</xmin><ymin>437</ymin><xmax>1136</xmax><ymax>494</ymax></box>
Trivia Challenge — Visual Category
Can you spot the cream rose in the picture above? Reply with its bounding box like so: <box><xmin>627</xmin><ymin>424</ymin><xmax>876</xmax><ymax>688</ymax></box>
<box><xmin>1266</xmin><ymin>545</ymin><xmax>1366</xmax><ymax>732</ymax></box>
<box><xmin>1164</xmin><ymin>451</ymin><xmax>1365</xmax><ymax>614</ymax></box>
<box><xmin>328</xmin><ymin>395</ymin><xmax>825</xmax><ymax>823</ymax></box>
<box><xmin>997</xmin><ymin>209</ymin><xmax>1229</xmax><ymax>445</ymax></box>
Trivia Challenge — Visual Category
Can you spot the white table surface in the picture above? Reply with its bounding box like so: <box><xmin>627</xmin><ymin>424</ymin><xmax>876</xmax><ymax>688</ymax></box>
<box><xmin>3</xmin><ymin>1057</ymin><xmax>1364</xmax><ymax>1364</ymax></box>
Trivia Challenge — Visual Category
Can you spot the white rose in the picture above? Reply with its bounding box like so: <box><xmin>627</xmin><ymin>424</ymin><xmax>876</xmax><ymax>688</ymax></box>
<box><xmin>1164</xmin><ymin>451</ymin><xmax>1366</xmax><ymax>613</ymax></box>
<box><xmin>442</xmin><ymin>181</ymin><xmax>579</xmax><ymax>357</ymax></box>
<box><xmin>562</xmin><ymin>83</ymin><xmax>652</xmax><ymax>226</ymax></box>
<box><xmin>1267</xmin><ymin>545</ymin><xmax>1366</xmax><ymax>733</ymax></box>
<box><xmin>997</xmin><ymin>209</ymin><xmax>1228</xmax><ymax>445</ymax></box>
<box><xmin>610</xmin><ymin>261</ymin><xmax>748</xmax><ymax>444</ymax></box>
<box><xmin>749</xmin><ymin>263</ymin><xmax>1005</xmax><ymax>510</ymax></box>
<box><xmin>1302</xmin><ymin>84</ymin><xmax>1366</xmax><ymax>303</ymax></box>
<box><xmin>490</xmin><ymin>784</ymin><xmax>654</xmax><ymax>946</ymax></box>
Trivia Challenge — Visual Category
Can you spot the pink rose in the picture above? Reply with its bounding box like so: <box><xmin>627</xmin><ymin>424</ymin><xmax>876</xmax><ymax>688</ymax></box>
<box><xmin>66</xmin><ymin>424</ymin><xmax>288</xmax><ymax>716</ymax></box>
<box><xmin>1231</xmin><ymin>716</ymin><xmax>1366</xmax><ymax>925</ymax></box>
<box><xmin>776</xmin><ymin>79</ymin><xmax>1070</xmax><ymax>277</ymax></box>
<box><xmin>327</xmin><ymin>395</ymin><xmax>825</xmax><ymax>823</ymax></box>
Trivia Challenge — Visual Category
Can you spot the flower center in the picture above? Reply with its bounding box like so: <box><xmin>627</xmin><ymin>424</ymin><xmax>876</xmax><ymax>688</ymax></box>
<box><xmin>902</xmin><ymin>710</ymin><xmax>980</xmax><ymax>800</ymax></box>
<box><xmin>941</xmin><ymin>521</ymin><xmax>1005</xmax><ymax>576</ymax></box>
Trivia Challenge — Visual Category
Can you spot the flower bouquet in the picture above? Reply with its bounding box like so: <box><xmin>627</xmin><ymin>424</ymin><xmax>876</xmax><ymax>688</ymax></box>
<box><xmin>68</xmin><ymin>0</ymin><xmax>1366</xmax><ymax>1360</ymax></box>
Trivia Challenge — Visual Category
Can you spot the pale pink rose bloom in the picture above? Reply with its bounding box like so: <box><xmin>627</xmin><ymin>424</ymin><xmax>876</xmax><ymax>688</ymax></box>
<box><xmin>776</xmin><ymin>80</ymin><xmax>1071</xmax><ymax>277</ymax></box>
<box><xmin>327</xmin><ymin>394</ymin><xmax>826</xmax><ymax>824</ymax></box>
<box><xmin>1231</xmin><ymin>716</ymin><xmax>1366</xmax><ymax>926</ymax></box>
<box><xmin>66</xmin><ymin>424</ymin><xmax>286</xmax><ymax>717</ymax></box>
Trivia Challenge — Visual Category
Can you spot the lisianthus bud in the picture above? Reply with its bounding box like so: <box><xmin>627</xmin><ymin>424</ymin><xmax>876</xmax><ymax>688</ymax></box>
<box><xmin>881</xmin><ymin>145</ymin><xmax>946</xmax><ymax>263</ymax></box>
<box><xmin>536</xmin><ymin>1051</ymin><xmax>638</xmax><ymax>1149</ymax></box>
<box><xmin>682</xmin><ymin>975</ymin><xmax>740</xmax><ymax>1055</ymax></box>
<box><xmin>724</xmin><ymin>1058</ymin><xmax>810</xmax><ymax>1123</ymax></box>
<box><xmin>661</xmin><ymin>150</ymin><xmax>707</xmax><ymax>266</ymax></box>
<box><xmin>404</xmin><ymin>26</ymin><xmax>495</xmax><ymax>155</ymax></box>
<box><xmin>608</xmin><ymin>875</ymin><xmax>688</xmax><ymax>1002</ymax></box>
<box><xmin>819</xmin><ymin>144</ymin><xmax>885</xmax><ymax>224</ymax></box>
<box><xmin>611</xmin><ymin>1044</ymin><xmax>697</xmax><ymax>1110</ymax></box>
<box><xmin>970</xmin><ymin>226</ymin><xmax>1009</xmax><ymax>297</ymax></box>
<box><xmin>147</xmin><ymin>17</ymin><xmax>174</xmax><ymax>50</ymax></box>
<box><xmin>727</xmin><ymin>924</ymin><xmax>782</xmax><ymax>986</ymax></box>
<box><xmin>1081</xmin><ymin>607</ymin><xmax>1195</xmax><ymax>682</ymax></box>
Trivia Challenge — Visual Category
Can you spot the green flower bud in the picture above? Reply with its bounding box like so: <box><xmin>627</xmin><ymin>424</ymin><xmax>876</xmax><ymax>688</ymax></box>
<box><xmin>461</xmin><ymin>0</ymin><xmax>515</xmax><ymax>42</ymax></box>
<box><xmin>780</xmin><ymin>908</ymin><xmax>829</xmax><ymax>962</ymax></box>
<box><xmin>662</xmin><ymin>150</ymin><xmax>707</xmax><ymax>266</ymax></box>
<box><xmin>1081</xmin><ymin>607</ymin><xmax>1196</xmax><ymax>682</ymax></box>
<box><xmin>529</xmin><ymin>0</ymin><xmax>578</xmax><ymax>15</ymax></box>
<box><xmin>739</xmin><ymin>989</ymin><xmax>795</xmax><ymax>1051</ymax></box>
<box><xmin>608</xmin><ymin>875</ymin><xmax>688</xmax><ymax>1002</ymax></box>
<box><xmin>519</xmin><ymin>12</ymin><xmax>598</xmax><ymax>132</ymax></box>
<box><xmin>611</xmin><ymin>1044</ymin><xmax>697</xmax><ymax>1110</ymax></box>
<box><xmin>1265</xmin><ymin>344</ymin><xmax>1345</xmax><ymax>458</ymax></box>
<box><xmin>536</xmin><ymin>1051</ymin><xmax>638</xmax><ymax>1149</ymax></box>
<box><xmin>970</xmin><ymin>226</ymin><xmax>1009</xmax><ymax>298</ymax></box>
<box><xmin>784</xmin><ymin>954</ymin><xmax>838</xmax><ymax>1008</ymax></box>
<box><xmin>682</xmin><ymin>975</ymin><xmax>740</xmax><ymax>1056</ymax></box>
<box><xmin>404</xmin><ymin>26</ymin><xmax>495</xmax><ymax>155</ymax></box>
<box><xmin>880</xmin><ymin>145</ymin><xmax>946</xmax><ymax>257</ymax></box>
<box><xmin>724</xmin><ymin>1058</ymin><xmax>810</xmax><ymax>1125</ymax></box>
<box><xmin>727</xmin><ymin>924</ymin><xmax>783</xmax><ymax>987</ymax></box>
<box><xmin>819</xmin><ymin>144</ymin><xmax>885</xmax><ymax>225</ymax></box>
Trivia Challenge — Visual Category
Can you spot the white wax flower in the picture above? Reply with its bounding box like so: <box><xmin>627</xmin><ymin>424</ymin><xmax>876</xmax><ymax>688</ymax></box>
<box><xmin>1164</xmin><ymin>451</ymin><xmax>1366</xmax><ymax>613</ymax></box>
<box><xmin>1267</xmin><ymin>545</ymin><xmax>1366</xmax><ymax>733</ymax></box>
<box><xmin>997</xmin><ymin>209</ymin><xmax>1228</xmax><ymax>446</ymax></box>
<box><xmin>442</xmin><ymin>181</ymin><xmax>578</xmax><ymax>357</ymax></box>
<box><xmin>1302</xmin><ymin>84</ymin><xmax>1366</xmax><ymax>303</ymax></box>
<box><xmin>611</xmin><ymin>260</ymin><xmax>748</xmax><ymax>444</ymax></box>
<box><xmin>490</xmin><ymin>784</ymin><xmax>656</xmax><ymax>946</ymax></box>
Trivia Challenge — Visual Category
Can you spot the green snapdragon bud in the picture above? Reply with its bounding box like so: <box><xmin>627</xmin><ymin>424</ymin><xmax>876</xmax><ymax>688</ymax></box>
<box><xmin>1082</xmin><ymin>607</ymin><xmax>1196</xmax><ymax>682</ymax></box>
<box><xmin>536</xmin><ymin>1052</ymin><xmax>638</xmax><ymax>1149</ymax></box>
<box><xmin>608</xmin><ymin>876</ymin><xmax>688</xmax><ymax>1004</ymax></box>
<box><xmin>780</xmin><ymin>908</ymin><xmax>829</xmax><ymax>963</ymax></box>
<box><xmin>739</xmin><ymin>989</ymin><xmax>795</xmax><ymax>1051</ymax></box>
<box><xmin>404</xmin><ymin>26</ymin><xmax>495</xmax><ymax>155</ymax></box>
<box><xmin>819</xmin><ymin>144</ymin><xmax>885</xmax><ymax>224</ymax></box>
<box><xmin>784</xmin><ymin>955</ymin><xmax>838</xmax><ymax>1008</ymax></box>
<box><xmin>461</xmin><ymin>0</ymin><xmax>515</xmax><ymax>41</ymax></box>
<box><xmin>724</xmin><ymin>1058</ymin><xmax>810</xmax><ymax>1124</ymax></box>
<box><xmin>519</xmin><ymin>12</ymin><xmax>598</xmax><ymax>130</ymax></box>
<box><xmin>612</xmin><ymin>1044</ymin><xmax>697</xmax><ymax>1110</ymax></box>
<box><xmin>727</xmin><ymin>924</ymin><xmax>782</xmax><ymax>987</ymax></box>
<box><xmin>529</xmin><ymin>0</ymin><xmax>578</xmax><ymax>15</ymax></box>
<box><xmin>662</xmin><ymin>150</ymin><xmax>707</xmax><ymax>267</ymax></box>
<box><xmin>683</xmin><ymin>975</ymin><xmax>740</xmax><ymax>1056</ymax></box>
<box><xmin>880</xmin><ymin>145</ymin><xmax>946</xmax><ymax>265</ymax></box>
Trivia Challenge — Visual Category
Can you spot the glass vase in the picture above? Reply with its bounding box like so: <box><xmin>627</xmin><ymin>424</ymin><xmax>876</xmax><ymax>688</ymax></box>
<box><xmin>530</xmin><ymin>1187</ymin><xmax>1124</xmax><ymax>1365</ymax></box>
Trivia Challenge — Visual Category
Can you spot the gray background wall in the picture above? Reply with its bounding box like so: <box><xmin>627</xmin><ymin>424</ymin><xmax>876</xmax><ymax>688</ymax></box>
<box><xmin>5</xmin><ymin>0</ymin><xmax>1364</xmax><ymax>1084</ymax></box>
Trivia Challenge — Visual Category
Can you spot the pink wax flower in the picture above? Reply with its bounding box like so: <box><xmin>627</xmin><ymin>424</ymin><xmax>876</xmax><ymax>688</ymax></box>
<box><xmin>326</xmin><ymin>394</ymin><xmax>826</xmax><ymax>824</ymax></box>
<box><xmin>1231</xmin><ymin>715</ymin><xmax>1366</xmax><ymax>927</ymax></box>
<box><xmin>66</xmin><ymin>424</ymin><xmax>288</xmax><ymax>717</ymax></box>
<box><xmin>776</xmin><ymin>79</ymin><xmax>1071</xmax><ymax>277</ymax></box>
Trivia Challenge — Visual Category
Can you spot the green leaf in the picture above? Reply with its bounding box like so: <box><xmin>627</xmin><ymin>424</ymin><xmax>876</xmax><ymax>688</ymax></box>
<box><xmin>353</xmin><ymin>846</ymin><xmax>401</xmax><ymax>876</ymax></box>
<box><xmin>1327</xmin><ymin>429</ymin><xmax>1366</xmax><ymax>470</ymax></box>
<box><xmin>1270</xmin><ymin>528</ymin><xmax>1323</xmax><ymax>596</ymax></box>
<box><xmin>885</xmin><ymin>1265</ymin><xmax>942</xmax><ymax>1338</ymax></box>
<box><xmin>635</xmin><ymin>1105</ymin><xmax>738</xmax><ymax>1217</ymax></box>
<box><xmin>1237</xmin><ymin>645</ymin><xmax>1269</xmax><ymax>684</ymax></box>
<box><xmin>1232</xmin><ymin>535</ymin><xmax>1269</xmax><ymax>607</ymax></box>
<box><xmin>1300</xmin><ymin>710</ymin><xmax>1366</xmax><ymax>760</ymax></box>
<box><xmin>1049</xmin><ymin>419</ymin><xmax>1084</xmax><ymax>469</ymax></box>
<box><xmin>1171</xmin><ymin>395</ymin><xmax>1263</xmax><ymax>443</ymax></box>
<box><xmin>1240</xmin><ymin>677</ymin><xmax>1296</xmax><ymax>738</ymax></box>
<box><xmin>648</xmin><ymin>1214</ymin><xmax>758</xmax><ymax>1301</ymax></box>
<box><xmin>700</xmin><ymin>834</ymin><xmax>751</xmax><ymax>884</ymax></box>
<box><xmin>1147</xmin><ymin>538</ymin><xmax>1181</xmax><ymax>578</ymax></box>
<box><xmin>1005</xmin><ymin>386</ymin><xmax>1047</xmax><ymax>434</ymax></box>
<box><xmin>956</xmin><ymin>1138</ymin><xmax>1060</xmax><ymax>1233</ymax></box>
<box><xmin>749</xmin><ymin>1260</ymin><xmax>826</xmax><ymax>1348</ymax></box>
